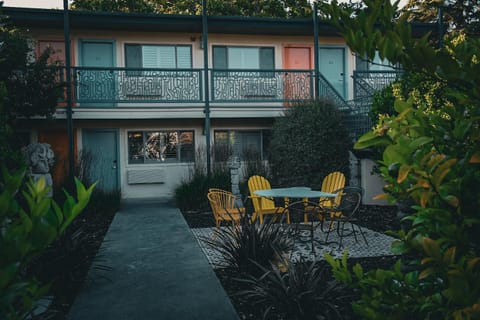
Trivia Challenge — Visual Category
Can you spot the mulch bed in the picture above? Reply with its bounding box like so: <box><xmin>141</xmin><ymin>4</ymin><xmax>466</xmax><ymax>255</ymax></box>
<box><xmin>182</xmin><ymin>205</ymin><xmax>401</xmax><ymax>320</ymax></box>
<box><xmin>29</xmin><ymin>207</ymin><xmax>116</xmax><ymax>319</ymax></box>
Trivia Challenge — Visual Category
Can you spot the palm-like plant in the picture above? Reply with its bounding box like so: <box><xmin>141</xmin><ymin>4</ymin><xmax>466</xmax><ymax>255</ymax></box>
<box><xmin>237</xmin><ymin>258</ymin><xmax>352</xmax><ymax>320</ymax></box>
<box><xmin>204</xmin><ymin>212</ymin><xmax>294</xmax><ymax>277</ymax></box>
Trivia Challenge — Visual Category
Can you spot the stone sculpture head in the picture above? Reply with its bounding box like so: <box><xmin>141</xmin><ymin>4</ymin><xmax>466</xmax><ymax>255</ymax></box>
<box><xmin>24</xmin><ymin>142</ymin><xmax>55</xmax><ymax>174</ymax></box>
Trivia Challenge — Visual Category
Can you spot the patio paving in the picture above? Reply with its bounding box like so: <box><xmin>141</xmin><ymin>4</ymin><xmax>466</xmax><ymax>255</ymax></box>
<box><xmin>191</xmin><ymin>224</ymin><xmax>398</xmax><ymax>268</ymax></box>
<box><xmin>68</xmin><ymin>198</ymin><xmax>239</xmax><ymax>320</ymax></box>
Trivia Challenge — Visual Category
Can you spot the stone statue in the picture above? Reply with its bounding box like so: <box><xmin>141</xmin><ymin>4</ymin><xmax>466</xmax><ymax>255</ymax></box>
<box><xmin>24</xmin><ymin>142</ymin><xmax>55</xmax><ymax>197</ymax></box>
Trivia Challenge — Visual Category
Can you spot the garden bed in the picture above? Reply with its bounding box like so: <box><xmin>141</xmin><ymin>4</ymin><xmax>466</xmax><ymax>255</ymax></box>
<box><xmin>182</xmin><ymin>205</ymin><xmax>401</xmax><ymax>319</ymax></box>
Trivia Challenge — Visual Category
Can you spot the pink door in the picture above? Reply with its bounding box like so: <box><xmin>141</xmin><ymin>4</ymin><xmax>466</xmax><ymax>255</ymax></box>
<box><xmin>283</xmin><ymin>47</ymin><xmax>312</xmax><ymax>103</ymax></box>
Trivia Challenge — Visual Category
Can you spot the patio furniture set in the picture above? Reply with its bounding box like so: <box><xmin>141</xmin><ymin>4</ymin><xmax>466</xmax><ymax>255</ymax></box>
<box><xmin>206</xmin><ymin>172</ymin><xmax>368</xmax><ymax>252</ymax></box>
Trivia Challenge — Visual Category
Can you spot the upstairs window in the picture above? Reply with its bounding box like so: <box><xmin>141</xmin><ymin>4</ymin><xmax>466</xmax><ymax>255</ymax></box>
<box><xmin>128</xmin><ymin>130</ymin><xmax>195</xmax><ymax>164</ymax></box>
<box><xmin>125</xmin><ymin>44</ymin><xmax>192</xmax><ymax>69</ymax></box>
<box><xmin>213</xmin><ymin>46</ymin><xmax>274</xmax><ymax>70</ymax></box>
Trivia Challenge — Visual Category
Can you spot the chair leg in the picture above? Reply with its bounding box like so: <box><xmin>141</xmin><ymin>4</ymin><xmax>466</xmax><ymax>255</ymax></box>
<box><xmin>324</xmin><ymin>219</ymin><xmax>333</xmax><ymax>244</ymax></box>
<box><xmin>286</xmin><ymin>211</ymin><xmax>290</xmax><ymax>224</ymax></box>
<box><xmin>212</xmin><ymin>220</ymin><xmax>220</xmax><ymax>240</ymax></box>
<box><xmin>337</xmin><ymin>222</ymin><xmax>347</xmax><ymax>248</ymax></box>
<box><xmin>356</xmin><ymin>224</ymin><xmax>369</xmax><ymax>246</ymax></box>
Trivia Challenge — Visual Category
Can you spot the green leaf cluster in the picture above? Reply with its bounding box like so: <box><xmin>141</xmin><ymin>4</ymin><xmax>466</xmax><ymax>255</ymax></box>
<box><xmin>71</xmin><ymin>0</ymin><xmax>313</xmax><ymax>18</ymax></box>
<box><xmin>268</xmin><ymin>99</ymin><xmax>351</xmax><ymax>190</ymax></box>
<box><xmin>0</xmin><ymin>167</ymin><xmax>95</xmax><ymax>319</ymax></box>
<box><xmin>321</xmin><ymin>0</ymin><xmax>480</xmax><ymax>318</ymax></box>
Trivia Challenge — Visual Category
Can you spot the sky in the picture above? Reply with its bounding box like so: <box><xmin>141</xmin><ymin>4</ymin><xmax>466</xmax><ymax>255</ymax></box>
<box><xmin>3</xmin><ymin>0</ymin><xmax>66</xmax><ymax>8</ymax></box>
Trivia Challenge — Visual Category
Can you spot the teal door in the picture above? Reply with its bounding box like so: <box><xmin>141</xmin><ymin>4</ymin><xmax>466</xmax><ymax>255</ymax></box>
<box><xmin>79</xmin><ymin>41</ymin><xmax>115</xmax><ymax>105</ymax></box>
<box><xmin>82</xmin><ymin>129</ymin><xmax>119</xmax><ymax>192</ymax></box>
<box><xmin>319</xmin><ymin>47</ymin><xmax>346</xmax><ymax>99</ymax></box>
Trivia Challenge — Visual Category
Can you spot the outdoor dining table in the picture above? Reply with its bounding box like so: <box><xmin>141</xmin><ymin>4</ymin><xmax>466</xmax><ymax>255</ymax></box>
<box><xmin>254</xmin><ymin>187</ymin><xmax>337</xmax><ymax>202</ymax></box>
<box><xmin>253</xmin><ymin>187</ymin><xmax>337</xmax><ymax>221</ymax></box>
<box><xmin>254</xmin><ymin>187</ymin><xmax>338</xmax><ymax>253</ymax></box>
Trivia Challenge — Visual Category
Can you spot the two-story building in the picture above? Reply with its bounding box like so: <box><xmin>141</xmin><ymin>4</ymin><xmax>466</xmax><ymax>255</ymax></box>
<box><xmin>4</xmin><ymin>6</ymin><xmax>434</xmax><ymax>200</ymax></box>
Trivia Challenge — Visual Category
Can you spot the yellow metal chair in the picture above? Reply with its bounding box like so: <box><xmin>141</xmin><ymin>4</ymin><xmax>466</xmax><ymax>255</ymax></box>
<box><xmin>304</xmin><ymin>171</ymin><xmax>346</xmax><ymax>222</ymax></box>
<box><xmin>320</xmin><ymin>171</ymin><xmax>346</xmax><ymax>206</ymax></box>
<box><xmin>207</xmin><ymin>189</ymin><xmax>245</xmax><ymax>239</ymax></box>
<box><xmin>247</xmin><ymin>175</ymin><xmax>289</xmax><ymax>224</ymax></box>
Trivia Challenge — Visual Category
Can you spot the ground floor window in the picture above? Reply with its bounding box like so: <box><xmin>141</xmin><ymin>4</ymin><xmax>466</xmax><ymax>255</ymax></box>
<box><xmin>214</xmin><ymin>130</ymin><xmax>270</xmax><ymax>161</ymax></box>
<box><xmin>128</xmin><ymin>130</ymin><xmax>194</xmax><ymax>164</ymax></box>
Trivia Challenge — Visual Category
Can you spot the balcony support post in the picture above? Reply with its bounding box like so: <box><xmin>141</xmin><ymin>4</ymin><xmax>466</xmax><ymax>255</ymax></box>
<box><xmin>63</xmin><ymin>0</ymin><xmax>75</xmax><ymax>181</ymax></box>
<box><xmin>313</xmin><ymin>1</ymin><xmax>320</xmax><ymax>100</ymax></box>
<box><xmin>202</xmin><ymin>0</ymin><xmax>211</xmax><ymax>176</ymax></box>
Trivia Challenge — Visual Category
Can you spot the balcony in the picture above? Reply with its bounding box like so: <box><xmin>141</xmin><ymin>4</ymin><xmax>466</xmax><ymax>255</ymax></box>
<box><xmin>49</xmin><ymin>66</ymin><xmax>402</xmax><ymax>139</ymax></box>
<box><xmin>68</xmin><ymin>67</ymin><xmax>319</xmax><ymax>105</ymax></box>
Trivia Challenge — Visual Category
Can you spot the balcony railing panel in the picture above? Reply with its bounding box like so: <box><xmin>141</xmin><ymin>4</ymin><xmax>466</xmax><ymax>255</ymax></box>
<box><xmin>353</xmin><ymin>70</ymin><xmax>402</xmax><ymax>100</ymax></box>
<box><xmin>73</xmin><ymin>67</ymin><xmax>203</xmax><ymax>104</ymax></box>
<box><xmin>317</xmin><ymin>73</ymin><xmax>351</xmax><ymax>111</ymax></box>
<box><xmin>211</xmin><ymin>69</ymin><xmax>313</xmax><ymax>102</ymax></box>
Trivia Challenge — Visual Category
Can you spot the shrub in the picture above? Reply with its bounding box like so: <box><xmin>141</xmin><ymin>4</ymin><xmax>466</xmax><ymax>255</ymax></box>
<box><xmin>370</xmin><ymin>71</ymin><xmax>449</xmax><ymax>123</ymax></box>
<box><xmin>0</xmin><ymin>167</ymin><xmax>95</xmax><ymax>319</ymax></box>
<box><xmin>268</xmin><ymin>99</ymin><xmax>351</xmax><ymax>190</ymax></box>
<box><xmin>175</xmin><ymin>147</ymin><xmax>230</xmax><ymax>212</ymax></box>
<box><xmin>322</xmin><ymin>1</ymin><xmax>480</xmax><ymax>318</ymax></box>
<box><xmin>238</xmin><ymin>258</ymin><xmax>351</xmax><ymax>320</ymax></box>
<box><xmin>204</xmin><ymin>214</ymin><xmax>294</xmax><ymax>277</ymax></box>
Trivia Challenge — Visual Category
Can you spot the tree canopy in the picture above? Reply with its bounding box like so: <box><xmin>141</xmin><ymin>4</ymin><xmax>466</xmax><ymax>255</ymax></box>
<box><xmin>0</xmin><ymin>5</ymin><xmax>63</xmax><ymax>168</ymax></box>
<box><xmin>402</xmin><ymin>0</ymin><xmax>480</xmax><ymax>35</ymax></box>
<box><xmin>70</xmin><ymin>0</ymin><xmax>313</xmax><ymax>18</ymax></box>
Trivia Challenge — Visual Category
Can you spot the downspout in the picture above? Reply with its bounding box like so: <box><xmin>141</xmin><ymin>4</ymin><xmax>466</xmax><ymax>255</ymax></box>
<box><xmin>202</xmin><ymin>0</ymin><xmax>211</xmax><ymax>176</ymax></box>
<box><xmin>63</xmin><ymin>0</ymin><xmax>75</xmax><ymax>180</ymax></box>
<box><xmin>438</xmin><ymin>5</ymin><xmax>444</xmax><ymax>48</ymax></box>
<box><xmin>313</xmin><ymin>1</ymin><xmax>320</xmax><ymax>100</ymax></box>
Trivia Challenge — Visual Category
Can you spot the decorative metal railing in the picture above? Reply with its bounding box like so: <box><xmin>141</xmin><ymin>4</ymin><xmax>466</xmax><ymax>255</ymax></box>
<box><xmin>345</xmin><ymin>70</ymin><xmax>402</xmax><ymax>141</ymax></box>
<box><xmin>352</xmin><ymin>70</ymin><xmax>402</xmax><ymax>100</ymax></box>
<box><xmin>66</xmin><ymin>67</ymin><xmax>395</xmax><ymax>130</ymax></box>
<box><xmin>211</xmin><ymin>69</ymin><xmax>313</xmax><ymax>102</ymax></box>
<box><xmin>73</xmin><ymin>67</ymin><xmax>203</xmax><ymax>103</ymax></box>
<box><xmin>317</xmin><ymin>73</ymin><xmax>351</xmax><ymax>111</ymax></box>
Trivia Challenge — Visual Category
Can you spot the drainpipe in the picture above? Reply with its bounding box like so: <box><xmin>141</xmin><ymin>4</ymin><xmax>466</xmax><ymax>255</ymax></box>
<box><xmin>202</xmin><ymin>0</ymin><xmax>211</xmax><ymax>176</ymax></box>
<box><xmin>313</xmin><ymin>1</ymin><xmax>320</xmax><ymax>100</ymax></box>
<box><xmin>63</xmin><ymin>0</ymin><xmax>75</xmax><ymax>181</ymax></box>
<box><xmin>438</xmin><ymin>5</ymin><xmax>444</xmax><ymax>48</ymax></box>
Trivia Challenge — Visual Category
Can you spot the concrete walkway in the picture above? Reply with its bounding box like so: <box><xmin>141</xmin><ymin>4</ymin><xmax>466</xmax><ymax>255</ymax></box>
<box><xmin>68</xmin><ymin>198</ymin><xmax>239</xmax><ymax>320</ymax></box>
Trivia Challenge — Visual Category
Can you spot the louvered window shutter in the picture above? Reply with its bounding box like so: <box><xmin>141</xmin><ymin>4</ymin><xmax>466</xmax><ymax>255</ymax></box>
<box><xmin>176</xmin><ymin>46</ymin><xmax>192</xmax><ymax>68</ymax></box>
<box><xmin>228</xmin><ymin>47</ymin><xmax>259</xmax><ymax>69</ymax></box>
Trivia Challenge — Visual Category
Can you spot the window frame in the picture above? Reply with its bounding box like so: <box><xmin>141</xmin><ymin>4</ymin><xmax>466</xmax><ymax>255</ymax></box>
<box><xmin>127</xmin><ymin>129</ymin><xmax>195</xmax><ymax>164</ymax></box>
<box><xmin>213</xmin><ymin>129</ymin><xmax>271</xmax><ymax>161</ymax></box>
<box><xmin>212</xmin><ymin>45</ymin><xmax>275</xmax><ymax>77</ymax></box>
<box><xmin>124</xmin><ymin>44</ymin><xmax>193</xmax><ymax>76</ymax></box>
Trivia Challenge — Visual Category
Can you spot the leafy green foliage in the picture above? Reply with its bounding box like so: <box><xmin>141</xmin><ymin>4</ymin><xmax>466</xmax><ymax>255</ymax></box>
<box><xmin>402</xmin><ymin>0</ymin><xmax>480</xmax><ymax>36</ymax></box>
<box><xmin>0</xmin><ymin>26</ymin><xmax>63</xmax><ymax>120</ymax></box>
<box><xmin>370</xmin><ymin>71</ymin><xmax>448</xmax><ymax>123</ymax></box>
<box><xmin>174</xmin><ymin>169</ymin><xmax>230</xmax><ymax>212</ymax></box>
<box><xmin>71</xmin><ymin>0</ymin><xmax>313</xmax><ymax>17</ymax></box>
<box><xmin>71</xmin><ymin>0</ymin><xmax>157</xmax><ymax>13</ymax></box>
<box><xmin>204</xmin><ymin>214</ymin><xmax>294</xmax><ymax>277</ymax></box>
<box><xmin>268</xmin><ymin>100</ymin><xmax>351</xmax><ymax>190</ymax></box>
<box><xmin>238</xmin><ymin>258</ymin><xmax>351</xmax><ymax>320</ymax></box>
<box><xmin>0</xmin><ymin>167</ymin><xmax>95</xmax><ymax>319</ymax></box>
<box><xmin>0</xmin><ymin>10</ymin><xmax>64</xmax><ymax>170</ymax></box>
<box><xmin>321</xmin><ymin>0</ymin><xmax>480</xmax><ymax>318</ymax></box>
